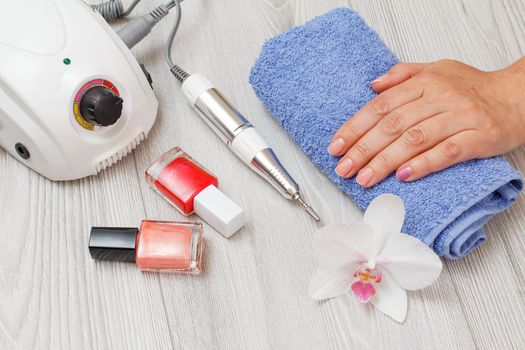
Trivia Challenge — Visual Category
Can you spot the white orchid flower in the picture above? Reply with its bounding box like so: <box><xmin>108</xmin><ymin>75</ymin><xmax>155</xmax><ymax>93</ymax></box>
<box><xmin>309</xmin><ymin>194</ymin><xmax>442</xmax><ymax>323</ymax></box>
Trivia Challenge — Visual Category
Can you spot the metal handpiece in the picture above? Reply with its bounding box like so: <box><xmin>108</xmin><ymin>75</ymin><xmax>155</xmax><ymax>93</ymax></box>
<box><xmin>182</xmin><ymin>74</ymin><xmax>320</xmax><ymax>222</ymax></box>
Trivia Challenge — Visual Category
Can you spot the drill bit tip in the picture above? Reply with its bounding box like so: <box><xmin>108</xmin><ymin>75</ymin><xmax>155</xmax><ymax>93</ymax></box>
<box><xmin>295</xmin><ymin>195</ymin><xmax>321</xmax><ymax>222</ymax></box>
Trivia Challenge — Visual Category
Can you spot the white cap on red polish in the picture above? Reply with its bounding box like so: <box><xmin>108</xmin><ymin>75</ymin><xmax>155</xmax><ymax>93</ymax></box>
<box><xmin>194</xmin><ymin>185</ymin><xmax>246</xmax><ymax>238</ymax></box>
<box><xmin>146</xmin><ymin>147</ymin><xmax>246</xmax><ymax>238</ymax></box>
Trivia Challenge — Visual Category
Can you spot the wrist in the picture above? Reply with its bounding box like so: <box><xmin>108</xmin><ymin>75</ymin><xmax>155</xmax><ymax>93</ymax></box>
<box><xmin>493</xmin><ymin>58</ymin><xmax>525</xmax><ymax>143</ymax></box>
<box><xmin>497</xmin><ymin>59</ymin><xmax>525</xmax><ymax>108</ymax></box>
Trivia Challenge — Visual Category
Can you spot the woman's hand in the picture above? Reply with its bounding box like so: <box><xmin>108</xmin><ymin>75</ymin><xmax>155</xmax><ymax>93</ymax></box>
<box><xmin>328</xmin><ymin>59</ymin><xmax>525</xmax><ymax>187</ymax></box>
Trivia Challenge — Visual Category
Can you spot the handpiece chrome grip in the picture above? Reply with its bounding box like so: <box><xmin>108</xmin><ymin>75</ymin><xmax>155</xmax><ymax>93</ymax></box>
<box><xmin>193</xmin><ymin>88</ymin><xmax>250</xmax><ymax>144</ymax></box>
<box><xmin>182</xmin><ymin>73</ymin><xmax>249</xmax><ymax>145</ymax></box>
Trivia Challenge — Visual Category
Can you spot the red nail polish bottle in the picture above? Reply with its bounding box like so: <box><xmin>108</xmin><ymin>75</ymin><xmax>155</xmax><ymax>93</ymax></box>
<box><xmin>145</xmin><ymin>147</ymin><xmax>246</xmax><ymax>238</ymax></box>
<box><xmin>89</xmin><ymin>221</ymin><xmax>203</xmax><ymax>273</ymax></box>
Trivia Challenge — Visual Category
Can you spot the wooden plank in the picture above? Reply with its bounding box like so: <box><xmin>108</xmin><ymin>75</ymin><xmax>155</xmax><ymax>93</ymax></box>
<box><xmin>1</xmin><ymin>0</ymin><xmax>525</xmax><ymax>349</ymax></box>
<box><xmin>0</xmin><ymin>154</ymin><xmax>175</xmax><ymax>349</ymax></box>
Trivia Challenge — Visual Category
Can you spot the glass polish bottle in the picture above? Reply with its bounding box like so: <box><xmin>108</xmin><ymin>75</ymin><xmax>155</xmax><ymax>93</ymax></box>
<box><xmin>89</xmin><ymin>221</ymin><xmax>203</xmax><ymax>273</ymax></box>
<box><xmin>146</xmin><ymin>147</ymin><xmax>246</xmax><ymax>238</ymax></box>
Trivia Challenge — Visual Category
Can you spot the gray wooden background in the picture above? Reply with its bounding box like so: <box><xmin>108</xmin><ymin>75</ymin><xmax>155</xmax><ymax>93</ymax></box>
<box><xmin>1</xmin><ymin>0</ymin><xmax>525</xmax><ymax>349</ymax></box>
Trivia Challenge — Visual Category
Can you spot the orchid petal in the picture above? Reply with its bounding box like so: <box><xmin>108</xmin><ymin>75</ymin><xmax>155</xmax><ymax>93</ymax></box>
<box><xmin>378</xmin><ymin>233</ymin><xmax>442</xmax><ymax>290</ymax></box>
<box><xmin>313</xmin><ymin>223</ymin><xmax>375</xmax><ymax>268</ymax></box>
<box><xmin>308</xmin><ymin>268</ymin><xmax>353</xmax><ymax>300</ymax></box>
<box><xmin>363</xmin><ymin>194</ymin><xmax>405</xmax><ymax>259</ymax></box>
<box><xmin>370</xmin><ymin>271</ymin><xmax>407</xmax><ymax>323</ymax></box>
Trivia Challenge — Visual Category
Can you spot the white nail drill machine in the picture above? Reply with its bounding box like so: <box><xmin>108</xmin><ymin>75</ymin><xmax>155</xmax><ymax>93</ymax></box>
<box><xmin>0</xmin><ymin>0</ymin><xmax>158</xmax><ymax>180</ymax></box>
<box><xmin>0</xmin><ymin>0</ymin><xmax>320</xmax><ymax>219</ymax></box>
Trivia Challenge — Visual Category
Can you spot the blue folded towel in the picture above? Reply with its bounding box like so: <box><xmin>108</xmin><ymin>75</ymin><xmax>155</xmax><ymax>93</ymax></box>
<box><xmin>249</xmin><ymin>7</ymin><xmax>523</xmax><ymax>259</ymax></box>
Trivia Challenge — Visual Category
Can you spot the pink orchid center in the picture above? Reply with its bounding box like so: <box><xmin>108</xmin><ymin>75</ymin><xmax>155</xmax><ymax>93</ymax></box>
<box><xmin>351</xmin><ymin>266</ymin><xmax>382</xmax><ymax>303</ymax></box>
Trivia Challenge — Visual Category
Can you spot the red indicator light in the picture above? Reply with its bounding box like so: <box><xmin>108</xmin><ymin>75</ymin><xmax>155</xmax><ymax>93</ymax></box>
<box><xmin>81</xmin><ymin>82</ymin><xmax>91</xmax><ymax>92</ymax></box>
<box><xmin>74</xmin><ymin>91</ymin><xmax>82</xmax><ymax>103</ymax></box>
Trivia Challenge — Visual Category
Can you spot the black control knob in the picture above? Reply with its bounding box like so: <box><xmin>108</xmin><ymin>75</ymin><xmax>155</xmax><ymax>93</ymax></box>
<box><xmin>79</xmin><ymin>86</ymin><xmax>123</xmax><ymax>127</ymax></box>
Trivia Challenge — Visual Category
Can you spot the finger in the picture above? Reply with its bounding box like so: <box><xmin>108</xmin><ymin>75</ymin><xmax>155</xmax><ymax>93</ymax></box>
<box><xmin>395</xmin><ymin>131</ymin><xmax>480</xmax><ymax>182</ymax></box>
<box><xmin>337</xmin><ymin>98</ymin><xmax>442</xmax><ymax>179</ymax></box>
<box><xmin>371</xmin><ymin>63</ymin><xmax>430</xmax><ymax>93</ymax></box>
<box><xmin>354</xmin><ymin>113</ymin><xmax>470</xmax><ymax>186</ymax></box>
<box><xmin>328</xmin><ymin>78</ymin><xmax>424</xmax><ymax>157</ymax></box>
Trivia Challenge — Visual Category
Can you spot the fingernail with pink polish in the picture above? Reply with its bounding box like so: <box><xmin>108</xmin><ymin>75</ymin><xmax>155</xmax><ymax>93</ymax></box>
<box><xmin>371</xmin><ymin>74</ymin><xmax>386</xmax><ymax>85</ymax></box>
<box><xmin>356</xmin><ymin>167</ymin><xmax>374</xmax><ymax>187</ymax></box>
<box><xmin>396</xmin><ymin>166</ymin><xmax>412</xmax><ymax>181</ymax></box>
<box><xmin>336</xmin><ymin>158</ymin><xmax>353</xmax><ymax>177</ymax></box>
<box><xmin>328</xmin><ymin>138</ymin><xmax>345</xmax><ymax>155</ymax></box>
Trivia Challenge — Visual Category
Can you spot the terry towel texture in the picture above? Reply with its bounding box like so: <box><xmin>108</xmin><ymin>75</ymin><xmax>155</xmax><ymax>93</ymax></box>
<box><xmin>249</xmin><ymin>7</ymin><xmax>523</xmax><ymax>259</ymax></box>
